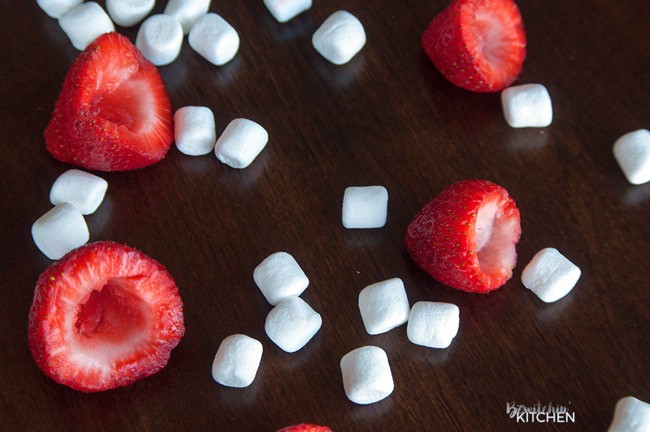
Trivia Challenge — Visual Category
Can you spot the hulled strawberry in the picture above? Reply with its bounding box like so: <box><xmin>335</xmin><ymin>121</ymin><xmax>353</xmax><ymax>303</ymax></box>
<box><xmin>421</xmin><ymin>0</ymin><xmax>527</xmax><ymax>92</ymax></box>
<box><xmin>28</xmin><ymin>241</ymin><xmax>184</xmax><ymax>392</ymax></box>
<box><xmin>405</xmin><ymin>179</ymin><xmax>521</xmax><ymax>293</ymax></box>
<box><xmin>45</xmin><ymin>32</ymin><xmax>173</xmax><ymax>171</ymax></box>
<box><xmin>276</xmin><ymin>424</ymin><xmax>333</xmax><ymax>432</ymax></box>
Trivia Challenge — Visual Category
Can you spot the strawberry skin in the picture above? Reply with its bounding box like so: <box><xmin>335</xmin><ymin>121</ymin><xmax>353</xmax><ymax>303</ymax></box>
<box><xmin>45</xmin><ymin>32</ymin><xmax>173</xmax><ymax>171</ymax></box>
<box><xmin>28</xmin><ymin>241</ymin><xmax>184</xmax><ymax>392</ymax></box>
<box><xmin>276</xmin><ymin>424</ymin><xmax>333</xmax><ymax>432</ymax></box>
<box><xmin>422</xmin><ymin>0</ymin><xmax>527</xmax><ymax>92</ymax></box>
<box><xmin>405</xmin><ymin>180</ymin><xmax>521</xmax><ymax>293</ymax></box>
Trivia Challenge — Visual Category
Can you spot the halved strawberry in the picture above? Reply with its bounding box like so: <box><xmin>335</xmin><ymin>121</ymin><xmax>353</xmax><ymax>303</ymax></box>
<box><xmin>28</xmin><ymin>241</ymin><xmax>184</xmax><ymax>392</ymax></box>
<box><xmin>421</xmin><ymin>0</ymin><xmax>527</xmax><ymax>92</ymax></box>
<box><xmin>405</xmin><ymin>179</ymin><xmax>521</xmax><ymax>293</ymax></box>
<box><xmin>276</xmin><ymin>424</ymin><xmax>332</xmax><ymax>432</ymax></box>
<box><xmin>45</xmin><ymin>32</ymin><xmax>173</xmax><ymax>171</ymax></box>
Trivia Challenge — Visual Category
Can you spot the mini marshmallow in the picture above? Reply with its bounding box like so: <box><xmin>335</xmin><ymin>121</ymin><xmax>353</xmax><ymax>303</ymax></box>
<box><xmin>340</xmin><ymin>346</ymin><xmax>394</xmax><ymax>405</ymax></box>
<box><xmin>49</xmin><ymin>169</ymin><xmax>108</xmax><ymax>215</ymax></box>
<box><xmin>265</xmin><ymin>296</ymin><xmax>322</xmax><ymax>353</ymax></box>
<box><xmin>613</xmin><ymin>129</ymin><xmax>650</xmax><ymax>185</ymax></box>
<box><xmin>32</xmin><ymin>203</ymin><xmax>89</xmax><ymax>260</ymax></box>
<box><xmin>407</xmin><ymin>302</ymin><xmax>460</xmax><ymax>349</ymax></box>
<box><xmin>188</xmin><ymin>13</ymin><xmax>239</xmax><ymax>66</ymax></box>
<box><xmin>264</xmin><ymin>0</ymin><xmax>312</xmax><ymax>23</ymax></box>
<box><xmin>164</xmin><ymin>0</ymin><xmax>210</xmax><ymax>34</ymax></box>
<box><xmin>106</xmin><ymin>0</ymin><xmax>155</xmax><ymax>27</ymax></box>
<box><xmin>254</xmin><ymin>252</ymin><xmax>309</xmax><ymax>305</ymax></box>
<box><xmin>37</xmin><ymin>0</ymin><xmax>83</xmax><ymax>19</ymax></box>
<box><xmin>214</xmin><ymin>118</ymin><xmax>268</xmax><ymax>169</ymax></box>
<box><xmin>521</xmin><ymin>248</ymin><xmax>581</xmax><ymax>303</ymax></box>
<box><xmin>358</xmin><ymin>278</ymin><xmax>409</xmax><ymax>335</ymax></box>
<box><xmin>501</xmin><ymin>84</ymin><xmax>553</xmax><ymax>128</ymax></box>
<box><xmin>136</xmin><ymin>14</ymin><xmax>184</xmax><ymax>66</ymax></box>
<box><xmin>174</xmin><ymin>106</ymin><xmax>217</xmax><ymax>156</ymax></box>
<box><xmin>212</xmin><ymin>334</ymin><xmax>263</xmax><ymax>388</ymax></box>
<box><xmin>312</xmin><ymin>11</ymin><xmax>366</xmax><ymax>65</ymax></box>
<box><xmin>342</xmin><ymin>186</ymin><xmax>388</xmax><ymax>229</ymax></box>
<box><xmin>58</xmin><ymin>2</ymin><xmax>115</xmax><ymax>51</ymax></box>
<box><xmin>607</xmin><ymin>396</ymin><xmax>650</xmax><ymax>432</ymax></box>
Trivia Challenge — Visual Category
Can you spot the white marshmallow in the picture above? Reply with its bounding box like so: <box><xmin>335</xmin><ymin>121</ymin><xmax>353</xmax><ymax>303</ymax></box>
<box><xmin>342</xmin><ymin>186</ymin><xmax>388</xmax><ymax>229</ymax></box>
<box><xmin>501</xmin><ymin>84</ymin><xmax>553</xmax><ymax>128</ymax></box>
<box><xmin>265</xmin><ymin>296</ymin><xmax>322</xmax><ymax>353</ymax></box>
<box><xmin>58</xmin><ymin>2</ymin><xmax>115</xmax><ymax>51</ymax></box>
<box><xmin>164</xmin><ymin>0</ymin><xmax>210</xmax><ymax>34</ymax></box>
<box><xmin>340</xmin><ymin>346</ymin><xmax>394</xmax><ymax>405</ymax></box>
<box><xmin>214</xmin><ymin>118</ymin><xmax>268</xmax><ymax>169</ymax></box>
<box><xmin>521</xmin><ymin>248</ymin><xmax>581</xmax><ymax>303</ymax></box>
<box><xmin>136</xmin><ymin>14</ymin><xmax>183</xmax><ymax>66</ymax></box>
<box><xmin>264</xmin><ymin>0</ymin><xmax>312</xmax><ymax>23</ymax></box>
<box><xmin>254</xmin><ymin>252</ymin><xmax>309</xmax><ymax>305</ymax></box>
<box><xmin>37</xmin><ymin>0</ymin><xmax>83</xmax><ymax>19</ymax></box>
<box><xmin>407</xmin><ymin>302</ymin><xmax>460</xmax><ymax>349</ymax></box>
<box><xmin>212</xmin><ymin>334</ymin><xmax>263</xmax><ymax>388</ymax></box>
<box><xmin>358</xmin><ymin>278</ymin><xmax>409</xmax><ymax>335</ymax></box>
<box><xmin>188</xmin><ymin>13</ymin><xmax>239</xmax><ymax>66</ymax></box>
<box><xmin>613</xmin><ymin>129</ymin><xmax>650</xmax><ymax>185</ymax></box>
<box><xmin>173</xmin><ymin>106</ymin><xmax>217</xmax><ymax>156</ymax></box>
<box><xmin>312</xmin><ymin>10</ymin><xmax>366</xmax><ymax>65</ymax></box>
<box><xmin>49</xmin><ymin>169</ymin><xmax>108</xmax><ymax>215</ymax></box>
<box><xmin>608</xmin><ymin>397</ymin><xmax>650</xmax><ymax>432</ymax></box>
<box><xmin>106</xmin><ymin>0</ymin><xmax>155</xmax><ymax>27</ymax></box>
<box><xmin>32</xmin><ymin>203</ymin><xmax>89</xmax><ymax>260</ymax></box>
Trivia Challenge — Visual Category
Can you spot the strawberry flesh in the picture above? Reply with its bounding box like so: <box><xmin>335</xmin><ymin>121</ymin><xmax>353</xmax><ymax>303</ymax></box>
<box><xmin>405</xmin><ymin>179</ymin><xmax>521</xmax><ymax>293</ymax></box>
<box><xmin>28</xmin><ymin>242</ymin><xmax>184</xmax><ymax>392</ymax></box>
<box><xmin>422</xmin><ymin>0</ymin><xmax>526</xmax><ymax>92</ymax></box>
<box><xmin>45</xmin><ymin>32</ymin><xmax>173</xmax><ymax>171</ymax></box>
<box><xmin>276</xmin><ymin>425</ymin><xmax>333</xmax><ymax>432</ymax></box>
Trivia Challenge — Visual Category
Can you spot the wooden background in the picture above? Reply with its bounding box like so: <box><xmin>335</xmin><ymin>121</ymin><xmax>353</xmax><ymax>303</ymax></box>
<box><xmin>1</xmin><ymin>0</ymin><xmax>648</xmax><ymax>430</ymax></box>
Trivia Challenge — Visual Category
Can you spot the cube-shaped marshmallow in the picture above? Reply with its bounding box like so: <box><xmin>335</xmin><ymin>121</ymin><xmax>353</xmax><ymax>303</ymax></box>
<box><xmin>212</xmin><ymin>334</ymin><xmax>263</xmax><ymax>388</ymax></box>
<box><xmin>340</xmin><ymin>346</ymin><xmax>394</xmax><ymax>405</ymax></box>
<box><xmin>164</xmin><ymin>0</ymin><xmax>210</xmax><ymax>34</ymax></box>
<box><xmin>58</xmin><ymin>2</ymin><xmax>115</xmax><ymax>50</ymax></box>
<box><xmin>49</xmin><ymin>169</ymin><xmax>108</xmax><ymax>215</ymax></box>
<box><xmin>214</xmin><ymin>118</ymin><xmax>268</xmax><ymax>169</ymax></box>
<box><xmin>254</xmin><ymin>252</ymin><xmax>309</xmax><ymax>305</ymax></box>
<box><xmin>407</xmin><ymin>302</ymin><xmax>460</xmax><ymax>349</ymax></box>
<box><xmin>32</xmin><ymin>203</ymin><xmax>89</xmax><ymax>260</ymax></box>
<box><xmin>136</xmin><ymin>14</ymin><xmax>184</xmax><ymax>66</ymax></box>
<box><xmin>264</xmin><ymin>0</ymin><xmax>312</xmax><ymax>23</ymax></box>
<box><xmin>37</xmin><ymin>0</ymin><xmax>83</xmax><ymax>19</ymax></box>
<box><xmin>188</xmin><ymin>13</ymin><xmax>239</xmax><ymax>66</ymax></box>
<box><xmin>106</xmin><ymin>0</ymin><xmax>155</xmax><ymax>27</ymax></box>
<box><xmin>265</xmin><ymin>296</ymin><xmax>322</xmax><ymax>353</ymax></box>
<box><xmin>174</xmin><ymin>106</ymin><xmax>217</xmax><ymax>156</ymax></box>
<box><xmin>607</xmin><ymin>396</ymin><xmax>650</xmax><ymax>432</ymax></box>
<box><xmin>501</xmin><ymin>84</ymin><xmax>553</xmax><ymax>128</ymax></box>
<box><xmin>358</xmin><ymin>278</ymin><xmax>409</xmax><ymax>335</ymax></box>
<box><xmin>342</xmin><ymin>186</ymin><xmax>388</xmax><ymax>229</ymax></box>
<box><xmin>613</xmin><ymin>129</ymin><xmax>650</xmax><ymax>185</ymax></box>
<box><xmin>521</xmin><ymin>248</ymin><xmax>581</xmax><ymax>303</ymax></box>
<box><xmin>312</xmin><ymin>10</ymin><xmax>366</xmax><ymax>65</ymax></box>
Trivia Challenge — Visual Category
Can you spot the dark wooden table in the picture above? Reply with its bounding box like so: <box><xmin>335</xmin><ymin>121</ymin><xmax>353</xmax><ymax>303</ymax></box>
<box><xmin>1</xmin><ymin>0</ymin><xmax>648</xmax><ymax>430</ymax></box>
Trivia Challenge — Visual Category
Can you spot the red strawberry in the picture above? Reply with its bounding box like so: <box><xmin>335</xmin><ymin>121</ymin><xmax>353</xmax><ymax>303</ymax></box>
<box><xmin>276</xmin><ymin>425</ymin><xmax>332</xmax><ymax>432</ymax></box>
<box><xmin>28</xmin><ymin>241</ymin><xmax>184</xmax><ymax>392</ymax></box>
<box><xmin>405</xmin><ymin>179</ymin><xmax>521</xmax><ymax>293</ymax></box>
<box><xmin>45</xmin><ymin>32</ymin><xmax>173</xmax><ymax>171</ymax></box>
<box><xmin>421</xmin><ymin>0</ymin><xmax>527</xmax><ymax>92</ymax></box>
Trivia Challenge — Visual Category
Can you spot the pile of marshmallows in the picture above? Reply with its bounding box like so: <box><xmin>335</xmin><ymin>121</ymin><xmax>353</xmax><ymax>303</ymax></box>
<box><xmin>37</xmin><ymin>0</ymin><xmax>367</xmax><ymax>67</ymax></box>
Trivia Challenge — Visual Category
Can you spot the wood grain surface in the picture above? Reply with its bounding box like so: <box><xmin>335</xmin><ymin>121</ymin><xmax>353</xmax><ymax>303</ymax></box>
<box><xmin>1</xmin><ymin>0</ymin><xmax>648</xmax><ymax>430</ymax></box>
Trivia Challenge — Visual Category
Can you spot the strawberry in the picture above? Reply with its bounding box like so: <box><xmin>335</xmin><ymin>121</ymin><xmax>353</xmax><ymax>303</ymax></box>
<box><xmin>44</xmin><ymin>32</ymin><xmax>173</xmax><ymax>171</ymax></box>
<box><xmin>421</xmin><ymin>0</ymin><xmax>527</xmax><ymax>92</ymax></box>
<box><xmin>276</xmin><ymin>425</ymin><xmax>332</xmax><ymax>432</ymax></box>
<box><xmin>28</xmin><ymin>241</ymin><xmax>184</xmax><ymax>392</ymax></box>
<box><xmin>405</xmin><ymin>179</ymin><xmax>521</xmax><ymax>293</ymax></box>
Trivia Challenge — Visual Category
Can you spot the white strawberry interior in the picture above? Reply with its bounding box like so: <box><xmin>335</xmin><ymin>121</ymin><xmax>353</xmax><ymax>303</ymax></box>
<box><xmin>474</xmin><ymin>195</ymin><xmax>518</xmax><ymax>274</ymax></box>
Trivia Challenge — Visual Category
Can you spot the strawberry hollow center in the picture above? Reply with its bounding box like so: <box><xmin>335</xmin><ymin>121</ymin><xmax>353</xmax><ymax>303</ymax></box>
<box><xmin>90</xmin><ymin>77</ymin><xmax>153</xmax><ymax>135</ymax></box>
<box><xmin>474</xmin><ymin>196</ymin><xmax>518</xmax><ymax>275</ymax></box>
<box><xmin>75</xmin><ymin>278</ymin><xmax>149</xmax><ymax>344</ymax></box>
